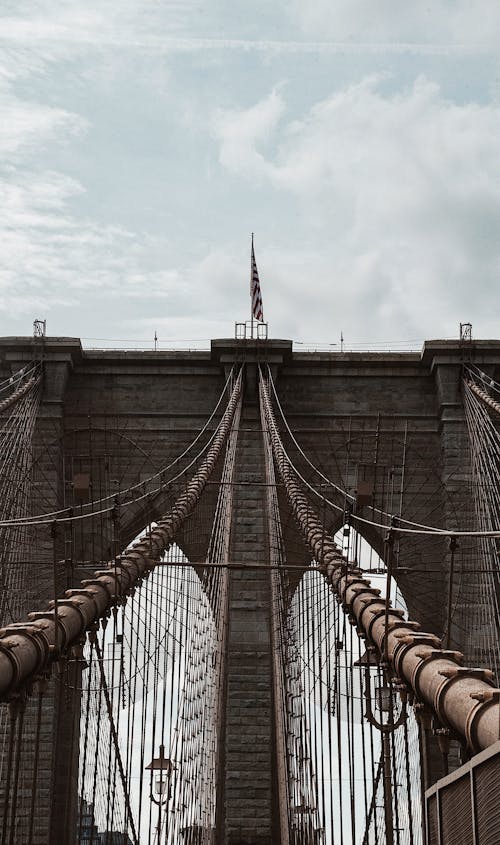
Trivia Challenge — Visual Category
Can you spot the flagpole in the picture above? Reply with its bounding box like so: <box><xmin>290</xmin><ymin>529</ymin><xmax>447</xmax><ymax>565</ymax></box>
<box><xmin>250</xmin><ymin>233</ymin><xmax>254</xmax><ymax>340</ymax></box>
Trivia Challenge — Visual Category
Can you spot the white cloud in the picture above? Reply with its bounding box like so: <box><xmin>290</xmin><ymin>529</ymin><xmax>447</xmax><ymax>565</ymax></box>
<box><xmin>0</xmin><ymin>164</ymin><xmax>172</xmax><ymax>319</ymax></box>
<box><xmin>0</xmin><ymin>156</ymin><xmax>246</xmax><ymax>332</ymax></box>
<box><xmin>288</xmin><ymin>1</ymin><xmax>500</xmax><ymax>47</ymax></box>
<box><xmin>0</xmin><ymin>84</ymin><xmax>86</xmax><ymax>159</ymax></box>
<box><xmin>0</xmin><ymin>64</ymin><xmax>240</xmax><ymax>336</ymax></box>
<box><xmin>212</xmin><ymin>87</ymin><xmax>285</xmax><ymax>177</ymax></box>
<box><xmin>0</xmin><ymin>3</ymin><xmax>498</xmax><ymax>345</ymax></box>
<box><xmin>2</xmin><ymin>1</ymin><xmax>498</xmax><ymax>56</ymax></box>
<box><xmin>212</xmin><ymin>76</ymin><xmax>500</xmax><ymax>341</ymax></box>
<box><xmin>0</xmin><ymin>1</ymin><xmax>207</xmax><ymax>49</ymax></box>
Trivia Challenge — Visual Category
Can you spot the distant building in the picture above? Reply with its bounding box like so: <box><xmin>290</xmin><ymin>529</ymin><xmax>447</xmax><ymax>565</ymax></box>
<box><xmin>78</xmin><ymin>799</ymin><xmax>99</xmax><ymax>842</ymax></box>
<box><xmin>97</xmin><ymin>833</ymin><xmax>134</xmax><ymax>845</ymax></box>
<box><xmin>77</xmin><ymin>797</ymin><xmax>133</xmax><ymax>845</ymax></box>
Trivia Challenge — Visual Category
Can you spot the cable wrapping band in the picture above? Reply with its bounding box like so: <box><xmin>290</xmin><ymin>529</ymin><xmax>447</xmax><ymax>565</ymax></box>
<box><xmin>0</xmin><ymin>374</ymin><xmax>39</xmax><ymax>415</ymax></box>
<box><xmin>259</xmin><ymin>369</ymin><xmax>500</xmax><ymax>753</ymax></box>
<box><xmin>0</xmin><ymin>368</ymin><xmax>243</xmax><ymax>700</ymax></box>
<box><xmin>465</xmin><ymin>378</ymin><xmax>500</xmax><ymax>416</ymax></box>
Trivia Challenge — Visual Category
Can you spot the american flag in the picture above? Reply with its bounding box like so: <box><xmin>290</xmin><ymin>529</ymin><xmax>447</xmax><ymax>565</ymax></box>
<box><xmin>250</xmin><ymin>239</ymin><xmax>264</xmax><ymax>321</ymax></box>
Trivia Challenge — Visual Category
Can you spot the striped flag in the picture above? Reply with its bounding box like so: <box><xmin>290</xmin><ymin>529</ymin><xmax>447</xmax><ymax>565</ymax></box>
<box><xmin>250</xmin><ymin>238</ymin><xmax>264</xmax><ymax>322</ymax></box>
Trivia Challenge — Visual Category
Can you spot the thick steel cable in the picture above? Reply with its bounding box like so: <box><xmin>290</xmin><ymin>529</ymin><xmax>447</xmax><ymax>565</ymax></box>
<box><xmin>0</xmin><ymin>365</ymin><xmax>37</xmax><ymax>397</ymax></box>
<box><xmin>266</xmin><ymin>365</ymin><xmax>500</xmax><ymax>540</ymax></box>
<box><xmin>464</xmin><ymin>365</ymin><xmax>500</xmax><ymax>404</ymax></box>
<box><xmin>259</xmin><ymin>368</ymin><xmax>500</xmax><ymax>754</ymax></box>
<box><xmin>0</xmin><ymin>366</ymin><xmax>235</xmax><ymax>530</ymax></box>
<box><xmin>2</xmin><ymin>368</ymin><xmax>499</xmax><ymax>539</ymax></box>
<box><xmin>265</xmin><ymin>380</ymin><xmax>383</xmax><ymax>844</ymax></box>
<box><xmin>0</xmin><ymin>368</ymin><xmax>242</xmax><ymax>700</ymax></box>
<box><xmin>0</xmin><ymin>370</ymin><xmax>40</xmax><ymax>414</ymax></box>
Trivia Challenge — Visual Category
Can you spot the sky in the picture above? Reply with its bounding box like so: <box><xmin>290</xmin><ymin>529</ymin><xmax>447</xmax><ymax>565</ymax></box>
<box><xmin>1</xmin><ymin>1</ymin><xmax>500</xmax><ymax>349</ymax></box>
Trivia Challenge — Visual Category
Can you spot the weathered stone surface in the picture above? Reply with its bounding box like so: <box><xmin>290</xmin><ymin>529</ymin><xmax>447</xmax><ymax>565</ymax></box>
<box><xmin>1</xmin><ymin>335</ymin><xmax>500</xmax><ymax>842</ymax></box>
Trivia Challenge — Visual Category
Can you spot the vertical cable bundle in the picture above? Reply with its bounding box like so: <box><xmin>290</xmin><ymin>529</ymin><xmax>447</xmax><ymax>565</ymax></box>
<box><xmin>261</xmin><ymin>380</ymin><xmax>320</xmax><ymax>843</ymax></box>
<box><xmin>0</xmin><ymin>364</ymin><xmax>42</xmax><ymax>624</ymax></box>
<box><xmin>261</xmin><ymin>369</ymin><xmax>423</xmax><ymax>845</ymax></box>
<box><xmin>463</xmin><ymin>373</ymin><xmax>500</xmax><ymax>680</ymax></box>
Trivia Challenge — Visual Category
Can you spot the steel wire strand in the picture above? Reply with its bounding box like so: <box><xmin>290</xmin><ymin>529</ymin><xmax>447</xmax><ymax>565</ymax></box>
<box><xmin>0</xmin><ymin>372</ymin><xmax>41</xmax><ymax>833</ymax></box>
<box><xmin>0</xmin><ymin>402</ymin><xmax>222</xmax><ymax>529</ymax></box>
<box><xmin>0</xmin><ymin>386</ymin><xmax>36</xmax><ymax>476</ymax></box>
<box><xmin>0</xmin><ymin>369</ymin><xmax>40</xmax><ymax>415</ymax></box>
<box><xmin>464</xmin><ymin>366</ymin><xmax>500</xmax><ymax>409</ymax></box>
<box><xmin>0</xmin><ymin>401</ymin><xmax>40</xmax><ymax>521</ymax></box>
<box><xmin>0</xmin><ymin>390</ymin><xmax>40</xmax><ymax>507</ymax></box>
<box><xmin>79</xmin><ymin>560</ymin><xmax>184</xmax><ymax>842</ymax></box>
<box><xmin>443</xmin><ymin>390</ymin><xmax>499</xmax><ymax>671</ymax></box>
<box><xmin>266</xmin><ymin>365</ymin><xmax>420</xmax><ymax>533</ymax></box>
<box><xmin>266</xmin><ymin>363</ymin><xmax>354</xmax><ymax>503</ymax></box>
<box><xmin>266</xmin><ymin>365</ymin><xmax>500</xmax><ymax>540</ymax></box>
<box><xmin>159</xmin><ymin>470</ymin><xmax>238</xmax><ymax>838</ymax></box>
<box><xmin>3</xmin><ymin>370</ymin><xmax>499</xmax><ymax>541</ymax></box>
<box><xmin>259</xmin><ymin>368</ymin><xmax>500</xmax><ymax>754</ymax></box>
<box><xmin>76</xmin><ymin>504</ymin><xmax>229</xmax><ymax>842</ymax></box>
<box><xmin>202</xmin><ymin>395</ymin><xmax>240</xmax><ymax>842</ymax></box>
<box><xmin>0</xmin><ymin>364</ymin><xmax>39</xmax><ymax>397</ymax></box>
<box><xmin>462</xmin><ymin>380</ymin><xmax>500</xmax><ymax>677</ymax></box>
<box><xmin>262</xmin><ymin>378</ymin><xmax>341</xmax><ymax>843</ymax></box>
<box><xmin>0</xmin><ymin>369</ymin><xmax>242</xmax><ymax>704</ymax></box>
<box><xmin>0</xmin><ymin>381</ymin><xmax>41</xmax><ymax>626</ymax></box>
<box><xmin>466</xmin><ymin>379</ymin><xmax>500</xmax><ymax>416</ymax></box>
<box><xmin>0</xmin><ymin>366</ymin><xmax>235</xmax><ymax>530</ymax></box>
<box><xmin>462</xmin><ymin>390</ymin><xmax>500</xmax><ymax>553</ymax></box>
<box><xmin>262</xmin><ymin>400</ymin><xmax>295</xmax><ymax>843</ymax></box>
<box><xmin>465</xmin><ymin>364</ymin><xmax>500</xmax><ymax>397</ymax></box>
<box><xmin>62</xmin><ymin>590</ymin><xmax>192</xmax><ymax>696</ymax></box>
<box><xmin>463</xmin><ymin>382</ymin><xmax>500</xmax><ymax>515</ymax></box>
<box><xmin>93</xmin><ymin>636</ymin><xmax>139</xmax><ymax>845</ymax></box>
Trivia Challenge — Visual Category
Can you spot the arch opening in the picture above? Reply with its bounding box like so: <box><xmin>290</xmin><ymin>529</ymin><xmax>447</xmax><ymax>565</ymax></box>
<box><xmin>76</xmin><ymin>536</ymin><xmax>221</xmax><ymax>844</ymax></box>
<box><xmin>283</xmin><ymin>527</ymin><xmax>421</xmax><ymax>845</ymax></box>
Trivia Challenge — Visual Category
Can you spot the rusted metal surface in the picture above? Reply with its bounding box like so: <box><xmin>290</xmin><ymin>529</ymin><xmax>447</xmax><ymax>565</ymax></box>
<box><xmin>0</xmin><ymin>373</ymin><xmax>38</xmax><ymax>414</ymax></box>
<box><xmin>0</xmin><ymin>370</ymin><xmax>242</xmax><ymax>700</ymax></box>
<box><xmin>259</xmin><ymin>372</ymin><xmax>500</xmax><ymax>754</ymax></box>
<box><xmin>425</xmin><ymin>739</ymin><xmax>500</xmax><ymax>844</ymax></box>
<box><xmin>465</xmin><ymin>378</ymin><xmax>500</xmax><ymax>415</ymax></box>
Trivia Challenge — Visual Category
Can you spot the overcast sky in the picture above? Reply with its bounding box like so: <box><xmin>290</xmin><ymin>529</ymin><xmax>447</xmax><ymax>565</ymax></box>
<box><xmin>1</xmin><ymin>2</ymin><xmax>499</xmax><ymax>349</ymax></box>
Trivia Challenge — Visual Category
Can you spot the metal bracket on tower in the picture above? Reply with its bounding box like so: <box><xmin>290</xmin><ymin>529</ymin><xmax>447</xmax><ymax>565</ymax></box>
<box><xmin>459</xmin><ymin>322</ymin><xmax>473</xmax><ymax>364</ymax></box>
<box><xmin>459</xmin><ymin>322</ymin><xmax>472</xmax><ymax>343</ymax></box>
<box><xmin>33</xmin><ymin>319</ymin><xmax>46</xmax><ymax>338</ymax></box>
<box><xmin>234</xmin><ymin>320</ymin><xmax>269</xmax><ymax>341</ymax></box>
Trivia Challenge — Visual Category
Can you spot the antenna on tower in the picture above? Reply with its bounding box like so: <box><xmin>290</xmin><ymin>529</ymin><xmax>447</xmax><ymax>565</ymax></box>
<box><xmin>460</xmin><ymin>322</ymin><xmax>472</xmax><ymax>343</ymax></box>
<box><xmin>33</xmin><ymin>319</ymin><xmax>46</xmax><ymax>338</ymax></box>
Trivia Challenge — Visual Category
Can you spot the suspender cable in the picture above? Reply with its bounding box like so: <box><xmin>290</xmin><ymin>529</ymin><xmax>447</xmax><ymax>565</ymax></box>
<box><xmin>259</xmin><ymin>367</ymin><xmax>500</xmax><ymax>755</ymax></box>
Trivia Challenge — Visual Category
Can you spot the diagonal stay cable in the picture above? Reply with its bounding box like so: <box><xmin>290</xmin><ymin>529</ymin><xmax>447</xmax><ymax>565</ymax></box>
<box><xmin>259</xmin><ymin>366</ymin><xmax>500</xmax><ymax>753</ymax></box>
<box><xmin>265</xmin><ymin>365</ymin><xmax>500</xmax><ymax>539</ymax></box>
<box><xmin>94</xmin><ymin>637</ymin><xmax>139</xmax><ymax>845</ymax></box>
<box><xmin>0</xmin><ymin>365</ymin><xmax>236</xmax><ymax>528</ymax></box>
<box><xmin>0</xmin><ymin>367</ymin><xmax>243</xmax><ymax>699</ymax></box>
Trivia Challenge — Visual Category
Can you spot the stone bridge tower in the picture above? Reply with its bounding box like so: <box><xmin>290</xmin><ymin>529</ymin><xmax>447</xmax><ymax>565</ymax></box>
<box><xmin>0</xmin><ymin>334</ymin><xmax>499</xmax><ymax>843</ymax></box>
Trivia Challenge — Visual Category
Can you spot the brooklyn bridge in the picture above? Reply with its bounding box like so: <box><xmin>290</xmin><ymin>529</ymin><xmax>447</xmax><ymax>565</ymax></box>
<box><xmin>0</xmin><ymin>331</ymin><xmax>499</xmax><ymax>844</ymax></box>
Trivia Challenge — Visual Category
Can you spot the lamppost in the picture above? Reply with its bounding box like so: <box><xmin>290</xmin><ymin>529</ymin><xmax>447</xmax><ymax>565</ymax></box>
<box><xmin>145</xmin><ymin>745</ymin><xmax>175</xmax><ymax>844</ymax></box>
<box><xmin>363</xmin><ymin>648</ymin><xmax>407</xmax><ymax>845</ymax></box>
